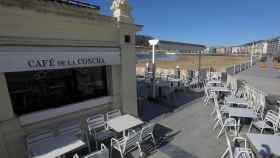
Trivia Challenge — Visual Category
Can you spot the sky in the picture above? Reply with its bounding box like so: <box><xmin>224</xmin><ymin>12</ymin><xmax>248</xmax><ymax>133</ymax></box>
<box><xmin>83</xmin><ymin>0</ymin><xmax>280</xmax><ymax>47</ymax></box>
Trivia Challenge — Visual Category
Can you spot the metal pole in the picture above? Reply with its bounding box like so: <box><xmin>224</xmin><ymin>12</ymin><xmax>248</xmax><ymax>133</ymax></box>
<box><xmin>198</xmin><ymin>51</ymin><xmax>201</xmax><ymax>82</ymax></box>
<box><xmin>152</xmin><ymin>45</ymin><xmax>155</xmax><ymax>64</ymax></box>
<box><xmin>152</xmin><ymin>45</ymin><xmax>156</xmax><ymax>99</ymax></box>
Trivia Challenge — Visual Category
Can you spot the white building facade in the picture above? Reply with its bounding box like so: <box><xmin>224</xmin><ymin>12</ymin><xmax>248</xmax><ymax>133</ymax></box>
<box><xmin>0</xmin><ymin>0</ymin><xmax>141</xmax><ymax>157</ymax></box>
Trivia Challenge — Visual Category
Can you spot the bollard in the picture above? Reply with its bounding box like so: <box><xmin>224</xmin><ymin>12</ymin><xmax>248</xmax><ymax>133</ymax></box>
<box><xmin>175</xmin><ymin>65</ymin><xmax>181</xmax><ymax>79</ymax></box>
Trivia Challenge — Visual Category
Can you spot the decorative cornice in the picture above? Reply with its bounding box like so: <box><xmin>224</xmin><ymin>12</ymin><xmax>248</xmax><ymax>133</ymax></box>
<box><xmin>0</xmin><ymin>36</ymin><xmax>119</xmax><ymax>47</ymax></box>
<box><xmin>0</xmin><ymin>0</ymin><xmax>117</xmax><ymax>24</ymax></box>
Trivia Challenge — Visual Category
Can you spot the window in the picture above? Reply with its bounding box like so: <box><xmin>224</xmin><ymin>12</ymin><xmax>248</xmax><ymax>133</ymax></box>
<box><xmin>124</xmin><ymin>35</ymin><xmax>131</xmax><ymax>43</ymax></box>
<box><xmin>5</xmin><ymin>66</ymin><xmax>108</xmax><ymax>116</ymax></box>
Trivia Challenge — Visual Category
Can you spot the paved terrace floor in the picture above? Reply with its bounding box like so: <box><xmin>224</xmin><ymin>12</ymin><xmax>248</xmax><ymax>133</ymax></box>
<box><xmin>236</xmin><ymin>59</ymin><xmax>280</xmax><ymax>97</ymax></box>
<box><xmin>138</xmin><ymin>89</ymin><xmax>226</xmax><ymax>158</ymax></box>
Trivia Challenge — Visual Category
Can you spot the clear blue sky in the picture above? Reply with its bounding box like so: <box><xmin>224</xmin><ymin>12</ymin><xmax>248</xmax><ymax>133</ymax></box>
<box><xmin>84</xmin><ymin>0</ymin><xmax>280</xmax><ymax>47</ymax></box>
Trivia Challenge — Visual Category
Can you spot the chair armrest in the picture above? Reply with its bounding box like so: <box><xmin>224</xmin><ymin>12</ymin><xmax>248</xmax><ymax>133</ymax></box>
<box><xmin>233</xmin><ymin>136</ymin><xmax>248</xmax><ymax>149</ymax></box>
<box><xmin>111</xmin><ymin>137</ymin><xmax>127</xmax><ymax>145</ymax></box>
<box><xmin>127</xmin><ymin>129</ymin><xmax>137</xmax><ymax>137</ymax></box>
<box><xmin>100</xmin><ymin>143</ymin><xmax>107</xmax><ymax>151</ymax></box>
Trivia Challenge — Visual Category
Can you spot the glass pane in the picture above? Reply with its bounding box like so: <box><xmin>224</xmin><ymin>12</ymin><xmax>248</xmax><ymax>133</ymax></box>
<box><xmin>5</xmin><ymin>66</ymin><xmax>108</xmax><ymax>116</ymax></box>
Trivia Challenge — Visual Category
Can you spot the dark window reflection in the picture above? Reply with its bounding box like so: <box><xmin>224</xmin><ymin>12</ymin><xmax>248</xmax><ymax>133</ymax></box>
<box><xmin>5</xmin><ymin>66</ymin><xmax>108</xmax><ymax>116</ymax></box>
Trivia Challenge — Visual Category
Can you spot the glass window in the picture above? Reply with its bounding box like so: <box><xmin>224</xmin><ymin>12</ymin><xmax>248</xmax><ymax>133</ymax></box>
<box><xmin>5</xmin><ymin>66</ymin><xmax>108</xmax><ymax>116</ymax></box>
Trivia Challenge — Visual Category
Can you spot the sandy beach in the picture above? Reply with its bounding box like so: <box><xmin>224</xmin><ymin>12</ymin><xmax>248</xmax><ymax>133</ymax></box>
<box><xmin>136</xmin><ymin>54</ymin><xmax>249</xmax><ymax>76</ymax></box>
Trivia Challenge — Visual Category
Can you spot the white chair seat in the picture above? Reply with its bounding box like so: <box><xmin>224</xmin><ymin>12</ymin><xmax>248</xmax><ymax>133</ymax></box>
<box><xmin>224</xmin><ymin>118</ymin><xmax>238</xmax><ymax>127</ymax></box>
<box><xmin>234</xmin><ymin>147</ymin><xmax>254</xmax><ymax>158</ymax></box>
<box><xmin>253</xmin><ymin>121</ymin><xmax>274</xmax><ymax>130</ymax></box>
<box><xmin>94</xmin><ymin>130</ymin><xmax>114</xmax><ymax>142</ymax></box>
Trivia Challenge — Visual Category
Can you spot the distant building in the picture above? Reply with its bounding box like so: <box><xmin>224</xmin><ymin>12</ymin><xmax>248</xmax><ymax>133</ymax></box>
<box><xmin>216</xmin><ymin>47</ymin><xmax>226</xmax><ymax>54</ymax></box>
<box><xmin>225</xmin><ymin>47</ymin><xmax>232</xmax><ymax>55</ymax></box>
<box><xmin>231</xmin><ymin>46</ymin><xmax>241</xmax><ymax>54</ymax></box>
<box><xmin>267</xmin><ymin>38</ymin><xmax>280</xmax><ymax>55</ymax></box>
<box><xmin>136</xmin><ymin>35</ymin><xmax>206</xmax><ymax>53</ymax></box>
<box><xmin>204</xmin><ymin>47</ymin><xmax>216</xmax><ymax>54</ymax></box>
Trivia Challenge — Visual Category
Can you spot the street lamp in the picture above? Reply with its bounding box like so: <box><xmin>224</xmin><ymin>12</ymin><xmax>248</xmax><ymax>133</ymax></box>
<box><xmin>148</xmin><ymin>39</ymin><xmax>159</xmax><ymax>99</ymax></box>
<box><xmin>149</xmin><ymin>39</ymin><xmax>159</xmax><ymax>64</ymax></box>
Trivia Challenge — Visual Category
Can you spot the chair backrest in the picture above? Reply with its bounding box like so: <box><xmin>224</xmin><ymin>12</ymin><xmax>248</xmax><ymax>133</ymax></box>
<box><xmin>204</xmin><ymin>85</ymin><xmax>209</xmax><ymax>97</ymax></box>
<box><xmin>140</xmin><ymin>123</ymin><xmax>155</xmax><ymax>141</ymax></box>
<box><xmin>215</xmin><ymin>106</ymin><xmax>224</xmax><ymax>126</ymax></box>
<box><xmin>84</xmin><ymin>144</ymin><xmax>109</xmax><ymax>158</ymax></box>
<box><xmin>58</xmin><ymin>123</ymin><xmax>82</xmax><ymax>136</ymax></box>
<box><xmin>106</xmin><ymin>109</ymin><xmax>121</xmax><ymax>120</ymax></box>
<box><xmin>122</xmin><ymin>132</ymin><xmax>140</xmax><ymax>153</ymax></box>
<box><xmin>26</xmin><ymin>131</ymin><xmax>54</xmax><ymax>145</ymax></box>
<box><xmin>265</xmin><ymin>110</ymin><xmax>279</xmax><ymax>126</ymax></box>
<box><xmin>87</xmin><ymin>114</ymin><xmax>106</xmax><ymax>132</ymax></box>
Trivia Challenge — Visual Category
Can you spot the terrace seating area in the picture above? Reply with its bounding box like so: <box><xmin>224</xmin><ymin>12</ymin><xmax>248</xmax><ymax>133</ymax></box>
<box><xmin>26</xmin><ymin>68</ymin><xmax>280</xmax><ymax>158</ymax></box>
<box><xmin>204</xmin><ymin>75</ymin><xmax>280</xmax><ymax>158</ymax></box>
<box><xmin>26</xmin><ymin>109</ymin><xmax>157</xmax><ymax>158</ymax></box>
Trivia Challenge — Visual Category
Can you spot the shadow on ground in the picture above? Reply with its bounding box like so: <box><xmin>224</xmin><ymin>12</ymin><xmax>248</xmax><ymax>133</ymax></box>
<box><xmin>139</xmin><ymin>88</ymin><xmax>204</xmax><ymax>122</ymax></box>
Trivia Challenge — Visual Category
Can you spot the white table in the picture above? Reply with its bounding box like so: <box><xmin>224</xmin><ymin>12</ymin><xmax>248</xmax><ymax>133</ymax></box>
<box><xmin>207</xmin><ymin>80</ymin><xmax>222</xmax><ymax>85</ymax></box>
<box><xmin>247</xmin><ymin>133</ymin><xmax>280</xmax><ymax>157</ymax></box>
<box><xmin>30</xmin><ymin>134</ymin><xmax>86</xmax><ymax>158</ymax></box>
<box><xmin>211</xmin><ymin>86</ymin><xmax>231</xmax><ymax>93</ymax></box>
<box><xmin>223</xmin><ymin>107</ymin><xmax>257</xmax><ymax>134</ymax></box>
<box><xmin>225</xmin><ymin>97</ymin><xmax>250</xmax><ymax>106</ymax></box>
<box><xmin>107</xmin><ymin>114</ymin><xmax>143</xmax><ymax>137</ymax></box>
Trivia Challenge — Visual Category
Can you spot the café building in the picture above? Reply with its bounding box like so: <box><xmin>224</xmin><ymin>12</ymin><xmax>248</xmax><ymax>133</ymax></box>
<box><xmin>0</xmin><ymin>0</ymin><xmax>142</xmax><ymax>157</ymax></box>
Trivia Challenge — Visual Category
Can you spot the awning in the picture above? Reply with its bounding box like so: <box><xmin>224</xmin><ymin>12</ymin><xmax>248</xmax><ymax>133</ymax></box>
<box><xmin>0</xmin><ymin>47</ymin><xmax>120</xmax><ymax>72</ymax></box>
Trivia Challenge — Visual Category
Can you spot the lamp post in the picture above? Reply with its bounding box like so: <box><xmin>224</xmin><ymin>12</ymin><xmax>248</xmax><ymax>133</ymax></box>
<box><xmin>148</xmin><ymin>39</ymin><xmax>159</xmax><ymax>79</ymax></box>
<box><xmin>251</xmin><ymin>41</ymin><xmax>255</xmax><ymax>67</ymax></box>
<box><xmin>198</xmin><ymin>50</ymin><xmax>202</xmax><ymax>82</ymax></box>
<box><xmin>148</xmin><ymin>39</ymin><xmax>159</xmax><ymax>99</ymax></box>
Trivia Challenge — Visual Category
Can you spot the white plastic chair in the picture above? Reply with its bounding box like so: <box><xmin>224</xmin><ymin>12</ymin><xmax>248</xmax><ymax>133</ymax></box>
<box><xmin>58</xmin><ymin>123</ymin><xmax>89</xmax><ymax>152</ymax></box>
<box><xmin>248</xmin><ymin>110</ymin><xmax>279</xmax><ymax>134</ymax></box>
<box><xmin>221</xmin><ymin>131</ymin><xmax>255</xmax><ymax>158</ymax></box>
<box><xmin>26</xmin><ymin>131</ymin><xmax>54</xmax><ymax>158</ymax></box>
<box><xmin>110</xmin><ymin>132</ymin><xmax>142</xmax><ymax>158</ymax></box>
<box><xmin>87</xmin><ymin>114</ymin><xmax>113</xmax><ymax>149</ymax></box>
<box><xmin>213</xmin><ymin>104</ymin><xmax>237</xmax><ymax>138</ymax></box>
<box><xmin>106</xmin><ymin>109</ymin><xmax>122</xmax><ymax>121</ymax></box>
<box><xmin>203</xmin><ymin>84</ymin><xmax>216</xmax><ymax>105</ymax></box>
<box><xmin>139</xmin><ymin>123</ymin><xmax>156</xmax><ymax>149</ymax></box>
<box><xmin>58</xmin><ymin>123</ymin><xmax>82</xmax><ymax>136</ymax></box>
<box><xmin>73</xmin><ymin>144</ymin><xmax>109</xmax><ymax>158</ymax></box>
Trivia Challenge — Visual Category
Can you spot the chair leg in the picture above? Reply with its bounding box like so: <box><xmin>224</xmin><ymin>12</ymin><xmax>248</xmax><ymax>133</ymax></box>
<box><xmin>211</xmin><ymin>108</ymin><xmax>216</xmax><ymax>116</ymax></box>
<box><xmin>95</xmin><ymin>139</ymin><xmax>98</xmax><ymax>150</ymax></box>
<box><xmin>110</xmin><ymin>146</ymin><xmax>112</xmax><ymax>158</ymax></box>
<box><xmin>221</xmin><ymin>148</ymin><xmax>229</xmax><ymax>158</ymax></box>
<box><xmin>248</xmin><ymin>122</ymin><xmax>253</xmax><ymax>133</ymax></box>
<box><xmin>120</xmin><ymin>152</ymin><xmax>124</xmax><ymax>158</ymax></box>
<box><xmin>217</xmin><ymin>126</ymin><xmax>225</xmax><ymax>138</ymax></box>
<box><xmin>86</xmin><ymin>132</ymin><xmax>92</xmax><ymax>153</ymax></box>
<box><xmin>260</xmin><ymin>128</ymin><xmax>264</xmax><ymax>134</ymax></box>
<box><xmin>213</xmin><ymin>121</ymin><xmax>220</xmax><ymax>131</ymax></box>
<box><xmin>137</xmin><ymin>142</ymin><xmax>143</xmax><ymax>158</ymax></box>
<box><xmin>151</xmin><ymin>135</ymin><xmax>156</xmax><ymax>146</ymax></box>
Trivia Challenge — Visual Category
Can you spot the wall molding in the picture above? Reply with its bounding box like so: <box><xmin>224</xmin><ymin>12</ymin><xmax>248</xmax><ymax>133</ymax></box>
<box><xmin>19</xmin><ymin>96</ymin><xmax>112</xmax><ymax>126</ymax></box>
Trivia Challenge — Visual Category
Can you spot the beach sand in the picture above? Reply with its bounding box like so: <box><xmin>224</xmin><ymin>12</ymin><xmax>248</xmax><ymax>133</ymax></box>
<box><xmin>136</xmin><ymin>55</ymin><xmax>249</xmax><ymax>76</ymax></box>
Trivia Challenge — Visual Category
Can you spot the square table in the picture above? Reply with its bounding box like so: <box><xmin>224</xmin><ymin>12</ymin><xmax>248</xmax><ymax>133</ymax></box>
<box><xmin>225</xmin><ymin>97</ymin><xmax>250</xmax><ymax>106</ymax></box>
<box><xmin>30</xmin><ymin>134</ymin><xmax>86</xmax><ymax>158</ymax></box>
<box><xmin>107</xmin><ymin>114</ymin><xmax>144</xmax><ymax>137</ymax></box>
<box><xmin>223</xmin><ymin>107</ymin><xmax>257</xmax><ymax>134</ymax></box>
<box><xmin>223</xmin><ymin>107</ymin><xmax>257</xmax><ymax>119</ymax></box>
<box><xmin>210</xmin><ymin>86</ymin><xmax>231</xmax><ymax>93</ymax></box>
<box><xmin>246</xmin><ymin>133</ymin><xmax>280</xmax><ymax>157</ymax></box>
